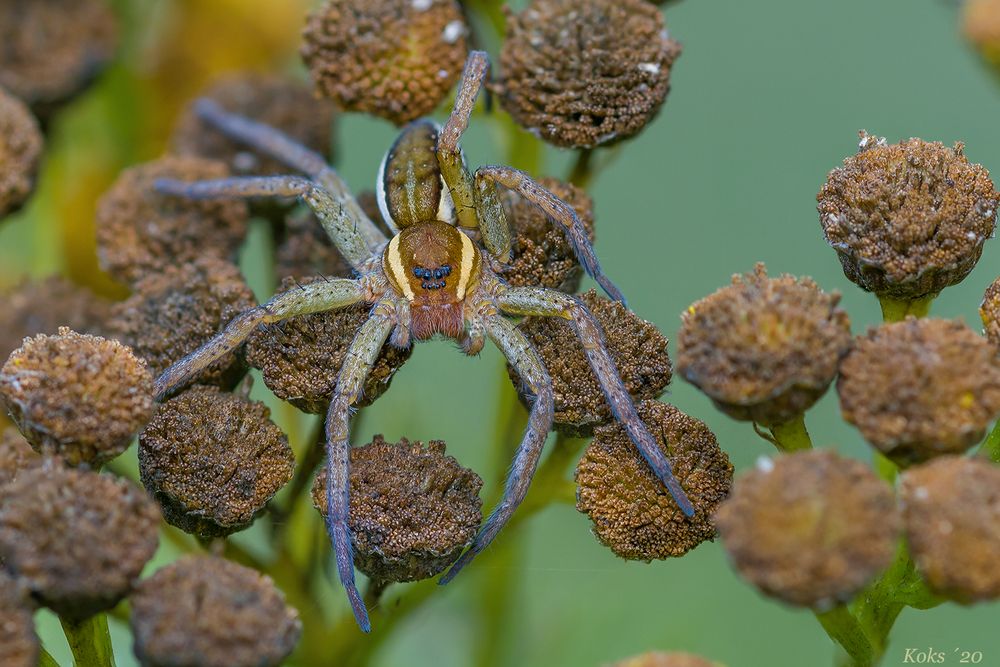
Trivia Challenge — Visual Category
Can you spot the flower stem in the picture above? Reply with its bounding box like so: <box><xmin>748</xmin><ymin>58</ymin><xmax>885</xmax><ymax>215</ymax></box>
<box><xmin>815</xmin><ymin>605</ymin><xmax>876</xmax><ymax>667</ymax></box>
<box><xmin>59</xmin><ymin>614</ymin><xmax>116</xmax><ymax>667</ymax></box>
<box><xmin>568</xmin><ymin>148</ymin><xmax>595</xmax><ymax>189</ymax></box>
<box><xmin>768</xmin><ymin>414</ymin><xmax>813</xmax><ymax>452</ymax></box>
<box><xmin>877</xmin><ymin>294</ymin><xmax>935</xmax><ymax>322</ymax></box>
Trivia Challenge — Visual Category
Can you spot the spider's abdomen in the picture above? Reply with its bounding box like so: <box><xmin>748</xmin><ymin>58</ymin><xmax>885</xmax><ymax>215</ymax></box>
<box><xmin>376</xmin><ymin>120</ymin><xmax>455</xmax><ymax>229</ymax></box>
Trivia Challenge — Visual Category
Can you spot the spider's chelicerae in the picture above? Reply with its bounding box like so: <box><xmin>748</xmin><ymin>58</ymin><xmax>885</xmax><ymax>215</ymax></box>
<box><xmin>153</xmin><ymin>51</ymin><xmax>694</xmax><ymax>632</ymax></box>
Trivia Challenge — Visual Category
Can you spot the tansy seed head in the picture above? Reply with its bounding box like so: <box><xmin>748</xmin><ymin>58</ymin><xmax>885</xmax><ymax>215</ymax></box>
<box><xmin>979</xmin><ymin>276</ymin><xmax>1000</xmax><ymax>348</ymax></box>
<box><xmin>0</xmin><ymin>571</ymin><xmax>37</xmax><ymax>667</ymax></box>
<box><xmin>0</xmin><ymin>427</ymin><xmax>41</xmax><ymax>493</ymax></box>
<box><xmin>963</xmin><ymin>0</ymin><xmax>1000</xmax><ymax>73</ymax></box>
<box><xmin>0</xmin><ymin>87</ymin><xmax>43</xmax><ymax>218</ymax></box>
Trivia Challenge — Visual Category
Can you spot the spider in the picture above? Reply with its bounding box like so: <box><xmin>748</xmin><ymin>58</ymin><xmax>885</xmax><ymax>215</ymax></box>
<box><xmin>152</xmin><ymin>51</ymin><xmax>694</xmax><ymax>632</ymax></box>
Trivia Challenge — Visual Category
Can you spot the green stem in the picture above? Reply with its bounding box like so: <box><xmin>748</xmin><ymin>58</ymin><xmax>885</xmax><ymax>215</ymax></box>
<box><xmin>768</xmin><ymin>414</ymin><xmax>813</xmax><ymax>452</ymax></box>
<box><xmin>978</xmin><ymin>420</ymin><xmax>1000</xmax><ymax>463</ymax></box>
<box><xmin>873</xmin><ymin>452</ymin><xmax>898</xmax><ymax>484</ymax></box>
<box><xmin>60</xmin><ymin>614</ymin><xmax>116</xmax><ymax>667</ymax></box>
<box><xmin>877</xmin><ymin>294</ymin><xmax>935</xmax><ymax>322</ymax></box>
<box><xmin>815</xmin><ymin>605</ymin><xmax>876</xmax><ymax>667</ymax></box>
<box><xmin>38</xmin><ymin>647</ymin><xmax>61</xmax><ymax>667</ymax></box>
<box><xmin>567</xmin><ymin>148</ymin><xmax>595</xmax><ymax>189</ymax></box>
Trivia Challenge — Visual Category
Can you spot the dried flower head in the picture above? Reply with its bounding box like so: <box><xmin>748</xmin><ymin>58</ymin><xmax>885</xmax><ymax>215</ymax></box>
<box><xmin>715</xmin><ymin>450</ymin><xmax>900</xmax><ymax>608</ymax></box>
<box><xmin>0</xmin><ymin>467</ymin><xmax>159</xmax><ymax>620</ymax></box>
<box><xmin>246</xmin><ymin>277</ymin><xmax>412</xmax><ymax>414</ymax></box>
<box><xmin>0</xmin><ymin>427</ymin><xmax>41</xmax><ymax>492</ymax></box>
<box><xmin>275</xmin><ymin>208</ymin><xmax>355</xmax><ymax>282</ymax></box>
<box><xmin>900</xmin><ymin>456</ymin><xmax>1000</xmax><ymax>604</ymax></box>
<box><xmin>0</xmin><ymin>329</ymin><xmax>154</xmax><ymax>466</ymax></box>
<box><xmin>301</xmin><ymin>0</ymin><xmax>468</xmax><ymax>125</ymax></box>
<box><xmin>0</xmin><ymin>572</ymin><xmax>37</xmax><ymax>667</ymax></box>
<box><xmin>313</xmin><ymin>435</ymin><xmax>483</xmax><ymax>582</ymax></box>
<box><xmin>963</xmin><ymin>0</ymin><xmax>1000</xmax><ymax>71</ymax></box>
<box><xmin>980</xmin><ymin>276</ymin><xmax>1000</xmax><ymax>348</ymax></box>
<box><xmin>677</xmin><ymin>264</ymin><xmax>852</xmax><ymax>427</ymax></box>
<box><xmin>0</xmin><ymin>0</ymin><xmax>117</xmax><ymax>116</ymax></box>
<box><xmin>131</xmin><ymin>556</ymin><xmax>301</xmax><ymax>667</ymax></box>
<box><xmin>510</xmin><ymin>291</ymin><xmax>672</xmax><ymax>436</ymax></box>
<box><xmin>96</xmin><ymin>156</ymin><xmax>249</xmax><ymax>285</ymax></box>
<box><xmin>576</xmin><ymin>401</ymin><xmax>733</xmax><ymax>560</ymax></box>
<box><xmin>498</xmin><ymin>0</ymin><xmax>681</xmax><ymax>148</ymax></box>
<box><xmin>611</xmin><ymin>652</ymin><xmax>722</xmax><ymax>667</ymax></box>
<box><xmin>501</xmin><ymin>177</ymin><xmax>595</xmax><ymax>292</ymax></box>
<box><xmin>0</xmin><ymin>87</ymin><xmax>43</xmax><ymax>218</ymax></box>
<box><xmin>817</xmin><ymin>133</ymin><xmax>998</xmax><ymax>300</ymax></box>
<box><xmin>837</xmin><ymin>318</ymin><xmax>1000</xmax><ymax>465</ymax></box>
<box><xmin>107</xmin><ymin>257</ymin><xmax>255</xmax><ymax>391</ymax></box>
<box><xmin>139</xmin><ymin>385</ymin><xmax>294</xmax><ymax>538</ymax></box>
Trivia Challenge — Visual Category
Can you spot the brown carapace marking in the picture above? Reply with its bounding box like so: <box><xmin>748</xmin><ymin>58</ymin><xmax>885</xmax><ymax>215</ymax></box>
<box><xmin>378</xmin><ymin>120</ymin><xmax>452</xmax><ymax>229</ymax></box>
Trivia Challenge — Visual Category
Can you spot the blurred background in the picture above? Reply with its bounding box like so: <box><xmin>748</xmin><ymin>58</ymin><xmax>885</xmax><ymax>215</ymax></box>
<box><xmin>3</xmin><ymin>0</ymin><xmax>999</xmax><ymax>665</ymax></box>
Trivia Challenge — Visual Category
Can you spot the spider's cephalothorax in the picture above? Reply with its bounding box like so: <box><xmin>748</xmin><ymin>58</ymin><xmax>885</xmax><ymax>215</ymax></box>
<box><xmin>151</xmin><ymin>51</ymin><xmax>693</xmax><ymax>633</ymax></box>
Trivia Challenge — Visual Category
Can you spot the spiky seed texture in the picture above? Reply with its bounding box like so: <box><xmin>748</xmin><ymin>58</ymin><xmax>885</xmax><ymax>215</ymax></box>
<box><xmin>0</xmin><ymin>467</ymin><xmax>160</xmax><ymax>621</ymax></box>
<box><xmin>0</xmin><ymin>571</ymin><xmax>37</xmax><ymax>667</ymax></box>
<box><xmin>817</xmin><ymin>133</ymin><xmax>998</xmax><ymax>300</ymax></box>
<box><xmin>611</xmin><ymin>652</ymin><xmax>725</xmax><ymax>667</ymax></box>
<box><xmin>0</xmin><ymin>87</ymin><xmax>43</xmax><ymax>218</ymax></box>
<box><xmin>715</xmin><ymin>450</ymin><xmax>901</xmax><ymax>609</ymax></box>
<box><xmin>139</xmin><ymin>385</ymin><xmax>294</xmax><ymax>538</ymax></box>
<box><xmin>0</xmin><ymin>427</ymin><xmax>41</xmax><ymax>492</ymax></box>
<box><xmin>576</xmin><ymin>401</ymin><xmax>733</xmax><ymax>560</ymax></box>
<box><xmin>96</xmin><ymin>156</ymin><xmax>249</xmax><ymax>285</ymax></box>
<box><xmin>130</xmin><ymin>556</ymin><xmax>301</xmax><ymax>667</ymax></box>
<box><xmin>510</xmin><ymin>290</ymin><xmax>672</xmax><ymax>436</ymax></box>
<box><xmin>980</xmin><ymin>276</ymin><xmax>1000</xmax><ymax>348</ymax></box>
<box><xmin>963</xmin><ymin>0</ymin><xmax>1000</xmax><ymax>73</ymax></box>
<box><xmin>312</xmin><ymin>435</ymin><xmax>483</xmax><ymax>582</ymax></box>
<box><xmin>837</xmin><ymin>318</ymin><xmax>1000</xmax><ymax>465</ymax></box>
<box><xmin>107</xmin><ymin>257</ymin><xmax>256</xmax><ymax>392</ymax></box>
<box><xmin>899</xmin><ymin>456</ymin><xmax>1000</xmax><ymax>604</ymax></box>
<box><xmin>246</xmin><ymin>277</ymin><xmax>413</xmax><ymax>414</ymax></box>
<box><xmin>301</xmin><ymin>0</ymin><xmax>469</xmax><ymax>126</ymax></box>
<box><xmin>0</xmin><ymin>329</ymin><xmax>154</xmax><ymax>466</ymax></box>
<box><xmin>498</xmin><ymin>0</ymin><xmax>681</xmax><ymax>148</ymax></box>
<box><xmin>677</xmin><ymin>264</ymin><xmax>852</xmax><ymax>428</ymax></box>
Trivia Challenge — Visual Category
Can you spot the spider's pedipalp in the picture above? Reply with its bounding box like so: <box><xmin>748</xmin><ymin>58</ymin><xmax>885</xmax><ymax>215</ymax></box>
<box><xmin>498</xmin><ymin>286</ymin><xmax>695</xmax><ymax>517</ymax></box>
<box><xmin>440</xmin><ymin>313</ymin><xmax>554</xmax><ymax>584</ymax></box>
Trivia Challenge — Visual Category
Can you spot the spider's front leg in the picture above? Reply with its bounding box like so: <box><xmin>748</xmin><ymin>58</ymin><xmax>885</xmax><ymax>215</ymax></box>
<box><xmin>154</xmin><ymin>278</ymin><xmax>364</xmax><ymax>399</ymax></box>
<box><xmin>498</xmin><ymin>286</ymin><xmax>695</xmax><ymax>516</ymax></box>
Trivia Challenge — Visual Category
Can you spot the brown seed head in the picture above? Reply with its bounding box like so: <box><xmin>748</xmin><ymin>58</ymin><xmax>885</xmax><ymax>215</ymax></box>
<box><xmin>817</xmin><ymin>133</ymin><xmax>998</xmax><ymax>300</ymax></box>
<box><xmin>0</xmin><ymin>571</ymin><xmax>38</xmax><ymax>667</ymax></box>
<box><xmin>510</xmin><ymin>290</ymin><xmax>672</xmax><ymax>436</ymax></box>
<box><xmin>677</xmin><ymin>264</ymin><xmax>852</xmax><ymax>427</ymax></box>
<box><xmin>498</xmin><ymin>0</ymin><xmax>681</xmax><ymax>148</ymax></box>
<box><xmin>96</xmin><ymin>156</ymin><xmax>249</xmax><ymax>285</ymax></box>
<box><xmin>0</xmin><ymin>427</ymin><xmax>41</xmax><ymax>492</ymax></box>
<box><xmin>301</xmin><ymin>0</ymin><xmax>468</xmax><ymax>125</ymax></box>
<box><xmin>963</xmin><ymin>0</ymin><xmax>1000</xmax><ymax>71</ymax></box>
<box><xmin>0</xmin><ymin>467</ymin><xmax>159</xmax><ymax>620</ymax></box>
<box><xmin>611</xmin><ymin>652</ymin><xmax>723</xmax><ymax>667</ymax></box>
<box><xmin>900</xmin><ymin>456</ymin><xmax>1000</xmax><ymax>604</ymax></box>
<box><xmin>131</xmin><ymin>555</ymin><xmax>301</xmax><ymax>667</ymax></box>
<box><xmin>837</xmin><ymin>318</ymin><xmax>1000</xmax><ymax>465</ymax></box>
<box><xmin>312</xmin><ymin>435</ymin><xmax>483</xmax><ymax>582</ymax></box>
<box><xmin>715</xmin><ymin>450</ymin><xmax>901</xmax><ymax>608</ymax></box>
<box><xmin>139</xmin><ymin>385</ymin><xmax>294</xmax><ymax>538</ymax></box>
<box><xmin>980</xmin><ymin>276</ymin><xmax>1000</xmax><ymax>348</ymax></box>
<box><xmin>107</xmin><ymin>257</ymin><xmax>255</xmax><ymax>391</ymax></box>
<box><xmin>246</xmin><ymin>277</ymin><xmax>412</xmax><ymax>414</ymax></box>
<box><xmin>0</xmin><ymin>329</ymin><xmax>154</xmax><ymax>466</ymax></box>
<box><xmin>576</xmin><ymin>401</ymin><xmax>733</xmax><ymax>560</ymax></box>
<box><xmin>501</xmin><ymin>177</ymin><xmax>595</xmax><ymax>292</ymax></box>
<box><xmin>0</xmin><ymin>87</ymin><xmax>43</xmax><ymax>218</ymax></box>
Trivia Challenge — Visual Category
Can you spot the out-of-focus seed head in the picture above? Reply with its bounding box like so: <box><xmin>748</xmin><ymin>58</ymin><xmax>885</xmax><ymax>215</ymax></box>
<box><xmin>246</xmin><ymin>277</ymin><xmax>412</xmax><ymax>414</ymax></box>
<box><xmin>0</xmin><ymin>329</ymin><xmax>154</xmax><ymax>466</ymax></box>
<box><xmin>301</xmin><ymin>0</ymin><xmax>469</xmax><ymax>126</ymax></box>
<box><xmin>715</xmin><ymin>450</ymin><xmax>901</xmax><ymax>609</ymax></box>
<box><xmin>96</xmin><ymin>156</ymin><xmax>249</xmax><ymax>285</ymax></box>
<box><xmin>900</xmin><ymin>456</ymin><xmax>1000</xmax><ymax>604</ymax></box>
<box><xmin>0</xmin><ymin>427</ymin><xmax>41</xmax><ymax>492</ymax></box>
<box><xmin>576</xmin><ymin>401</ymin><xmax>733</xmax><ymax>560</ymax></box>
<box><xmin>611</xmin><ymin>652</ymin><xmax>724</xmax><ymax>667</ymax></box>
<box><xmin>963</xmin><ymin>0</ymin><xmax>1000</xmax><ymax>73</ymax></box>
<box><xmin>838</xmin><ymin>318</ymin><xmax>1000</xmax><ymax>465</ymax></box>
<box><xmin>510</xmin><ymin>291</ymin><xmax>672</xmax><ymax>436</ymax></box>
<box><xmin>0</xmin><ymin>0</ymin><xmax>118</xmax><ymax>118</ymax></box>
<box><xmin>0</xmin><ymin>467</ymin><xmax>160</xmax><ymax>620</ymax></box>
<box><xmin>312</xmin><ymin>435</ymin><xmax>483</xmax><ymax>582</ymax></box>
<box><xmin>0</xmin><ymin>571</ymin><xmax>37</xmax><ymax>667</ymax></box>
<box><xmin>500</xmin><ymin>177</ymin><xmax>595</xmax><ymax>292</ymax></box>
<box><xmin>0</xmin><ymin>87</ymin><xmax>43</xmax><ymax>218</ymax></box>
<box><xmin>131</xmin><ymin>556</ymin><xmax>301</xmax><ymax>667</ymax></box>
<box><xmin>980</xmin><ymin>276</ymin><xmax>1000</xmax><ymax>348</ymax></box>
<box><xmin>498</xmin><ymin>0</ymin><xmax>681</xmax><ymax>148</ymax></box>
<box><xmin>139</xmin><ymin>385</ymin><xmax>294</xmax><ymax>538</ymax></box>
<box><xmin>677</xmin><ymin>264</ymin><xmax>852</xmax><ymax>428</ymax></box>
<box><xmin>275</xmin><ymin>208</ymin><xmax>355</xmax><ymax>282</ymax></box>
<box><xmin>817</xmin><ymin>133</ymin><xmax>998</xmax><ymax>300</ymax></box>
<box><xmin>107</xmin><ymin>257</ymin><xmax>255</xmax><ymax>392</ymax></box>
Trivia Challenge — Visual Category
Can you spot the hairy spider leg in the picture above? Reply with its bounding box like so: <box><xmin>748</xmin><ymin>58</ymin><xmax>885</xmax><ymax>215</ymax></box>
<box><xmin>498</xmin><ymin>286</ymin><xmax>695</xmax><ymax>516</ymax></box>
<box><xmin>153</xmin><ymin>278</ymin><xmax>364</xmax><ymax>400</ymax></box>
<box><xmin>322</xmin><ymin>299</ymin><xmax>396</xmax><ymax>633</ymax></box>
<box><xmin>439</xmin><ymin>315</ymin><xmax>554</xmax><ymax>584</ymax></box>
<box><xmin>154</xmin><ymin>175</ymin><xmax>373</xmax><ymax>270</ymax></box>
<box><xmin>478</xmin><ymin>166</ymin><xmax>627</xmax><ymax>305</ymax></box>
<box><xmin>193</xmin><ymin>98</ymin><xmax>387</xmax><ymax>251</ymax></box>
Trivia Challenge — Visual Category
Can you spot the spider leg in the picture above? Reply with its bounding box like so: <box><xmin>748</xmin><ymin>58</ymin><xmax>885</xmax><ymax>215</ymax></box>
<box><xmin>323</xmin><ymin>299</ymin><xmax>396</xmax><ymax>633</ymax></box>
<box><xmin>497</xmin><ymin>286</ymin><xmax>695</xmax><ymax>517</ymax></box>
<box><xmin>155</xmin><ymin>175</ymin><xmax>373</xmax><ymax>271</ymax></box>
<box><xmin>154</xmin><ymin>278</ymin><xmax>364</xmax><ymax>400</ymax></box>
<box><xmin>439</xmin><ymin>314</ymin><xmax>554</xmax><ymax>584</ymax></box>
<box><xmin>477</xmin><ymin>165</ymin><xmax>626</xmax><ymax>304</ymax></box>
<box><xmin>193</xmin><ymin>98</ymin><xmax>387</xmax><ymax>250</ymax></box>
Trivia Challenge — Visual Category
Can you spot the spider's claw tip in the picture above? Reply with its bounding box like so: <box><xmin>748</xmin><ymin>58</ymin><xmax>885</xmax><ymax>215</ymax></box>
<box><xmin>346</xmin><ymin>587</ymin><xmax>372</xmax><ymax>632</ymax></box>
